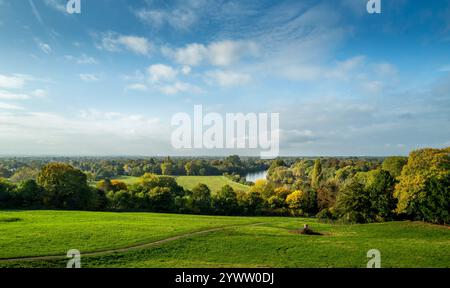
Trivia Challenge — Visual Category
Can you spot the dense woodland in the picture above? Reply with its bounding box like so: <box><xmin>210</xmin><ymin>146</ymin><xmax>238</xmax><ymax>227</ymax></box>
<box><xmin>0</xmin><ymin>155</ymin><xmax>269</xmax><ymax>183</ymax></box>
<box><xmin>0</xmin><ymin>147</ymin><xmax>449</xmax><ymax>224</ymax></box>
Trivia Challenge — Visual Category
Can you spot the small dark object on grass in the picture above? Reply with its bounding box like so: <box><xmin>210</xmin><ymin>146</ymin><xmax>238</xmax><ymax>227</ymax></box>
<box><xmin>298</xmin><ymin>224</ymin><xmax>323</xmax><ymax>235</ymax></box>
<box><xmin>0</xmin><ymin>217</ymin><xmax>22</xmax><ymax>223</ymax></box>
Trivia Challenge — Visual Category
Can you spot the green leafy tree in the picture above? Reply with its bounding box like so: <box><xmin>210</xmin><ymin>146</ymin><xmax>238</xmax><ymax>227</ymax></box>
<box><xmin>190</xmin><ymin>183</ymin><xmax>212</xmax><ymax>214</ymax></box>
<box><xmin>96</xmin><ymin>179</ymin><xmax>114</xmax><ymax>192</ymax></box>
<box><xmin>337</xmin><ymin>169</ymin><xmax>397</xmax><ymax>223</ymax></box>
<box><xmin>316</xmin><ymin>179</ymin><xmax>339</xmax><ymax>211</ymax></box>
<box><xmin>382</xmin><ymin>156</ymin><xmax>408</xmax><ymax>179</ymax></box>
<box><xmin>236</xmin><ymin>190</ymin><xmax>263</xmax><ymax>215</ymax></box>
<box><xmin>149</xmin><ymin>187</ymin><xmax>175</xmax><ymax>212</ymax></box>
<box><xmin>0</xmin><ymin>178</ymin><xmax>16</xmax><ymax>208</ymax></box>
<box><xmin>37</xmin><ymin>163</ymin><xmax>95</xmax><ymax>209</ymax></box>
<box><xmin>10</xmin><ymin>167</ymin><xmax>40</xmax><ymax>183</ymax></box>
<box><xmin>0</xmin><ymin>167</ymin><xmax>12</xmax><ymax>178</ymax></box>
<box><xmin>184</xmin><ymin>161</ymin><xmax>196</xmax><ymax>176</ymax></box>
<box><xmin>267</xmin><ymin>166</ymin><xmax>294</xmax><ymax>184</ymax></box>
<box><xmin>107</xmin><ymin>190</ymin><xmax>131</xmax><ymax>210</ymax></box>
<box><xmin>212</xmin><ymin>185</ymin><xmax>238</xmax><ymax>215</ymax></box>
<box><xmin>394</xmin><ymin>147</ymin><xmax>450</xmax><ymax>223</ymax></box>
<box><xmin>139</xmin><ymin>173</ymin><xmax>183</xmax><ymax>196</ymax></box>
<box><xmin>15</xmin><ymin>180</ymin><xmax>45</xmax><ymax>208</ymax></box>
<box><xmin>267</xmin><ymin>158</ymin><xmax>287</xmax><ymax>176</ymax></box>
<box><xmin>286</xmin><ymin>190</ymin><xmax>308</xmax><ymax>215</ymax></box>
<box><xmin>161</xmin><ymin>161</ymin><xmax>174</xmax><ymax>176</ymax></box>
<box><xmin>336</xmin><ymin>179</ymin><xmax>370</xmax><ymax>223</ymax></box>
<box><xmin>311</xmin><ymin>159</ymin><xmax>322</xmax><ymax>189</ymax></box>
<box><xmin>249</xmin><ymin>179</ymin><xmax>274</xmax><ymax>204</ymax></box>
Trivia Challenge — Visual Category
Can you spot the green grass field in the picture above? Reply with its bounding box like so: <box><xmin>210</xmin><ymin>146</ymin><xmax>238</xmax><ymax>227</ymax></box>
<box><xmin>112</xmin><ymin>175</ymin><xmax>250</xmax><ymax>192</ymax></box>
<box><xmin>111</xmin><ymin>176</ymin><xmax>141</xmax><ymax>185</ymax></box>
<box><xmin>0</xmin><ymin>210</ymin><xmax>448</xmax><ymax>268</ymax></box>
<box><xmin>175</xmin><ymin>176</ymin><xmax>250</xmax><ymax>192</ymax></box>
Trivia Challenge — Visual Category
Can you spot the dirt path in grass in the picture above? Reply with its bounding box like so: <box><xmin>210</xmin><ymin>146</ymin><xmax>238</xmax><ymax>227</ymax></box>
<box><xmin>0</xmin><ymin>222</ymin><xmax>264</xmax><ymax>263</ymax></box>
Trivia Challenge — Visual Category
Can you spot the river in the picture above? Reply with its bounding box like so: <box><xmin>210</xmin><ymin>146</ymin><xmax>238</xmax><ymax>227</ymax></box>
<box><xmin>245</xmin><ymin>170</ymin><xmax>268</xmax><ymax>183</ymax></box>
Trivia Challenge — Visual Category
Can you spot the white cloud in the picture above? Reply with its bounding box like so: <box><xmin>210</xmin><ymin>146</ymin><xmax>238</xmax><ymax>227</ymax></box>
<box><xmin>145</xmin><ymin>64</ymin><xmax>202</xmax><ymax>94</ymax></box>
<box><xmin>277</xmin><ymin>65</ymin><xmax>322</xmax><ymax>81</ymax></box>
<box><xmin>373</xmin><ymin>62</ymin><xmax>398</xmax><ymax>77</ymax></box>
<box><xmin>363</xmin><ymin>81</ymin><xmax>384</xmax><ymax>94</ymax></box>
<box><xmin>43</xmin><ymin>0</ymin><xmax>66</xmax><ymax>13</ymax></box>
<box><xmin>163</xmin><ymin>40</ymin><xmax>259</xmax><ymax>67</ymax></box>
<box><xmin>162</xmin><ymin>43</ymin><xmax>207</xmax><ymax>66</ymax></box>
<box><xmin>147</xmin><ymin>64</ymin><xmax>178</xmax><ymax>82</ymax></box>
<box><xmin>206</xmin><ymin>70</ymin><xmax>252</xmax><ymax>87</ymax></box>
<box><xmin>273</xmin><ymin>56</ymin><xmax>366</xmax><ymax>82</ymax></box>
<box><xmin>325</xmin><ymin>56</ymin><xmax>365</xmax><ymax>80</ymax></box>
<box><xmin>121</xmin><ymin>70</ymin><xmax>146</xmax><ymax>82</ymax></box>
<box><xmin>31</xmin><ymin>89</ymin><xmax>48</xmax><ymax>98</ymax></box>
<box><xmin>0</xmin><ymin>109</ymin><xmax>168</xmax><ymax>155</ymax></box>
<box><xmin>117</xmin><ymin>36</ymin><xmax>152</xmax><ymax>55</ymax></box>
<box><xmin>0</xmin><ymin>74</ymin><xmax>26</xmax><ymax>89</ymax></box>
<box><xmin>0</xmin><ymin>102</ymin><xmax>24</xmax><ymax>110</ymax></box>
<box><xmin>125</xmin><ymin>83</ymin><xmax>148</xmax><ymax>91</ymax></box>
<box><xmin>282</xmin><ymin>129</ymin><xmax>315</xmax><ymax>144</ymax></box>
<box><xmin>65</xmin><ymin>54</ymin><xmax>98</xmax><ymax>65</ymax></box>
<box><xmin>79</xmin><ymin>74</ymin><xmax>99</xmax><ymax>82</ymax></box>
<box><xmin>208</xmin><ymin>40</ymin><xmax>258</xmax><ymax>66</ymax></box>
<box><xmin>181</xmin><ymin>66</ymin><xmax>191</xmax><ymax>75</ymax></box>
<box><xmin>78</xmin><ymin>109</ymin><xmax>159</xmax><ymax>126</ymax></box>
<box><xmin>0</xmin><ymin>90</ymin><xmax>30</xmax><ymax>100</ymax></box>
<box><xmin>135</xmin><ymin>8</ymin><xmax>197</xmax><ymax>31</ymax></box>
<box><xmin>37</xmin><ymin>41</ymin><xmax>52</xmax><ymax>54</ymax></box>
<box><xmin>95</xmin><ymin>32</ymin><xmax>152</xmax><ymax>55</ymax></box>
<box><xmin>159</xmin><ymin>82</ymin><xmax>203</xmax><ymax>95</ymax></box>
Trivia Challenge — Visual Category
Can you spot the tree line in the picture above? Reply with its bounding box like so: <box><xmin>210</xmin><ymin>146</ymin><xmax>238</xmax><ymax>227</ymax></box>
<box><xmin>0</xmin><ymin>147</ymin><xmax>448</xmax><ymax>224</ymax></box>
<box><xmin>0</xmin><ymin>155</ymin><xmax>269</xmax><ymax>182</ymax></box>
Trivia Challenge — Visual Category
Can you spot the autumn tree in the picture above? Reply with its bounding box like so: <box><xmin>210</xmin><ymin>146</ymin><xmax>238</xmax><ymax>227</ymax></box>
<box><xmin>311</xmin><ymin>159</ymin><xmax>322</xmax><ymax>189</ymax></box>
<box><xmin>149</xmin><ymin>187</ymin><xmax>175</xmax><ymax>212</ymax></box>
<box><xmin>10</xmin><ymin>167</ymin><xmax>39</xmax><ymax>183</ymax></box>
<box><xmin>382</xmin><ymin>156</ymin><xmax>408</xmax><ymax>179</ymax></box>
<box><xmin>236</xmin><ymin>190</ymin><xmax>263</xmax><ymax>215</ymax></box>
<box><xmin>37</xmin><ymin>163</ymin><xmax>96</xmax><ymax>209</ymax></box>
<box><xmin>286</xmin><ymin>190</ymin><xmax>308</xmax><ymax>215</ymax></box>
<box><xmin>394</xmin><ymin>147</ymin><xmax>450</xmax><ymax>223</ymax></box>
<box><xmin>161</xmin><ymin>162</ymin><xmax>173</xmax><ymax>175</ymax></box>
<box><xmin>316</xmin><ymin>179</ymin><xmax>339</xmax><ymax>211</ymax></box>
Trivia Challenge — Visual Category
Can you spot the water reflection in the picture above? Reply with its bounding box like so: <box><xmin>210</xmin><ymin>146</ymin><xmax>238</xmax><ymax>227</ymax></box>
<box><xmin>245</xmin><ymin>170</ymin><xmax>268</xmax><ymax>183</ymax></box>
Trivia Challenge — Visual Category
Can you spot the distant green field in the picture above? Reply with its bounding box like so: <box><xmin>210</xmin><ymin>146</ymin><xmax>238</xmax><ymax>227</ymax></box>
<box><xmin>175</xmin><ymin>176</ymin><xmax>250</xmax><ymax>192</ymax></box>
<box><xmin>111</xmin><ymin>175</ymin><xmax>250</xmax><ymax>192</ymax></box>
<box><xmin>0</xmin><ymin>210</ymin><xmax>449</xmax><ymax>268</ymax></box>
<box><xmin>111</xmin><ymin>176</ymin><xmax>141</xmax><ymax>185</ymax></box>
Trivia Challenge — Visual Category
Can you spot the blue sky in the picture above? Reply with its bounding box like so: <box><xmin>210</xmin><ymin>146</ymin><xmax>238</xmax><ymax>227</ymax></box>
<box><xmin>0</xmin><ymin>0</ymin><xmax>449</xmax><ymax>156</ymax></box>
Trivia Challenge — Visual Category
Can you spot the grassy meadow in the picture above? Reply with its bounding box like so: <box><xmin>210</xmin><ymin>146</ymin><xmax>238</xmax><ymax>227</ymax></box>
<box><xmin>111</xmin><ymin>176</ymin><xmax>141</xmax><ymax>185</ymax></box>
<box><xmin>175</xmin><ymin>176</ymin><xmax>250</xmax><ymax>192</ymax></box>
<box><xmin>112</xmin><ymin>175</ymin><xmax>250</xmax><ymax>192</ymax></box>
<box><xmin>0</xmin><ymin>210</ymin><xmax>448</xmax><ymax>268</ymax></box>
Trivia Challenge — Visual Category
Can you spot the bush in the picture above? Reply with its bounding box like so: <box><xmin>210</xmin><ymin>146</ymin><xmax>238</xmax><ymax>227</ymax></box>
<box><xmin>316</xmin><ymin>208</ymin><xmax>336</xmax><ymax>220</ymax></box>
<box><xmin>15</xmin><ymin>180</ymin><xmax>45</xmax><ymax>208</ymax></box>
<box><xmin>0</xmin><ymin>178</ymin><xmax>16</xmax><ymax>208</ymax></box>
<box><xmin>37</xmin><ymin>163</ymin><xmax>96</xmax><ymax>210</ymax></box>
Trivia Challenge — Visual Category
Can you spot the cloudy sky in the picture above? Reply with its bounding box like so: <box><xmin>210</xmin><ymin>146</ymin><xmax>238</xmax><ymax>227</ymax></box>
<box><xmin>0</xmin><ymin>0</ymin><xmax>449</xmax><ymax>156</ymax></box>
